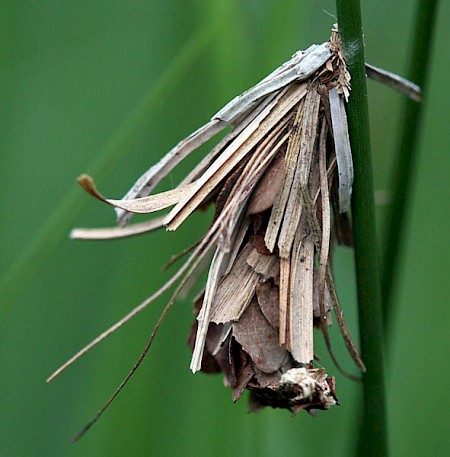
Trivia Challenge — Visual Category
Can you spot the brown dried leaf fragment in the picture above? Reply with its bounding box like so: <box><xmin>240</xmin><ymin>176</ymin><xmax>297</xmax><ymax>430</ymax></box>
<box><xmin>232</xmin><ymin>359</ymin><xmax>255</xmax><ymax>402</ymax></box>
<box><xmin>255</xmin><ymin>280</ymin><xmax>280</xmax><ymax>329</ymax></box>
<box><xmin>247</xmin><ymin>151</ymin><xmax>286</xmax><ymax>215</ymax></box>
<box><xmin>232</xmin><ymin>298</ymin><xmax>288</xmax><ymax>373</ymax></box>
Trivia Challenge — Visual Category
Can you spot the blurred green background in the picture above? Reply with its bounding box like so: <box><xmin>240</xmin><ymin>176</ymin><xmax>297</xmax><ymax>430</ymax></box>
<box><xmin>1</xmin><ymin>0</ymin><xmax>449</xmax><ymax>455</ymax></box>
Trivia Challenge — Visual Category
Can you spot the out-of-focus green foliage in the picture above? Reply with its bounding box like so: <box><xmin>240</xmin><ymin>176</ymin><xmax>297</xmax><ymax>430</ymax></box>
<box><xmin>0</xmin><ymin>1</ymin><xmax>449</xmax><ymax>455</ymax></box>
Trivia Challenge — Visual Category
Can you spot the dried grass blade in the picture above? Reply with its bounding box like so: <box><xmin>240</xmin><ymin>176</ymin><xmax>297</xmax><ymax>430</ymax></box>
<box><xmin>329</xmin><ymin>87</ymin><xmax>353</xmax><ymax>213</ymax></box>
<box><xmin>176</xmin><ymin>250</ymin><xmax>212</xmax><ymax>301</ymax></box>
<box><xmin>317</xmin><ymin>122</ymin><xmax>331</xmax><ymax>325</ymax></box>
<box><xmin>191</xmin><ymin>247</ymin><xmax>229</xmax><ymax>373</ymax></box>
<box><xmin>366</xmin><ymin>63</ymin><xmax>422</xmax><ymax>102</ymax></box>
<box><xmin>315</xmin><ymin>124</ymin><xmax>359</xmax><ymax>379</ymax></box>
<box><xmin>77</xmin><ymin>174</ymin><xmax>197</xmax><ymax>214</ymax></box>
<box><xmin>300</xmin><ymin>166</ymin><xmax>364</xmax><ymax>376</ymax></box>
<box><xmin>216</xmin><ymin>120</ymin><xmax>292</xmax><ymax>251</ymax></box>
<box><xmin>165</xmin><ymin>89</ymin><xmax>287</xmax><ymax>230</ymax></box>
<box><xmin>214</xmin><ymin>43</ymin><xmax>331</xmax><ymax>123</ymax></box>
<box><xmin>278</xmin><ymin>84</ymin><xmax>321</xmax><ymax>257</ymax></box>
<box><xmin>265</xmin><ymin>101</ymin><xmax>305</xmax><ymax>253</ymax></box>
<box><xmin>70</xmin><ymin>217</ymin><xmax>165</xmax><ymax>240</ymax></box>
<box><xmin>209</xmin><ymin>244</ymin><xmax>259</xmax><ymax>324</ymax></box>
<box><xmin>279</xmin><ymin>256</ymin><xmax>290</xmax><ymax>346</ymax></box>
<box><xmin>254</xmin><ymin>44</ymin><xmax>326</xmax><ymax>88</ymax></box>
<box><xmin>289</xmin><ymin>234</ymin><xmax>314</xmax><ymax>364</ymax></box>
<box><xmin>166</xmin><ymin>84</ymin><xmax>308</xmax><ymax>231</ymax></box>
<box><xmin>179</xmin><ymin>93</ymin><xmax>279</xmax><ymax>187</ymax></box>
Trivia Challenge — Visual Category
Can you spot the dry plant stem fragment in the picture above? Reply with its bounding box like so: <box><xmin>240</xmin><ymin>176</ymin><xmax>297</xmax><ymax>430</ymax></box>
<box><xmin>54</xmin><ymin>27</ymin><xmax>420</xmax><ymax>438</ymax></box>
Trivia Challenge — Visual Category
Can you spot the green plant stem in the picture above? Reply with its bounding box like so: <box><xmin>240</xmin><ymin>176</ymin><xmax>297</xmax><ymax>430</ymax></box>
<box><xmin>0</xmin><ymin>22</ymin><xmax>215</xmax><ymax>316</ymax></box>
<box><xmin>335</xmin><ymin>2</ymin><xmax>388</xmax><ymax>456</ymax></box>
<box><xmin>382</xmin><ymin>0</ymin><xmax>440</xmax><ymax>331</ymax></box>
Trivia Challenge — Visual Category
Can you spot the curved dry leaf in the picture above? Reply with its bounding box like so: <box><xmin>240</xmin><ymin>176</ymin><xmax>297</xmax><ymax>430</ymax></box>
<box><xmin>77</xmin><ymin>174</ymin><xmax>197</xmax><ymax>214</ymax></box>
<box><xmin>366</xmin><ymin>63</ymin><xmax>422</xmax><ymax>102</ymax></box>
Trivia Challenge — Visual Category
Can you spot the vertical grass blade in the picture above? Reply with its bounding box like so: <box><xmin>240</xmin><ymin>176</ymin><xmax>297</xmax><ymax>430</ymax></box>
<box><xmin>335</xmin><ymin>1</ymin><xmax>388</xmax><ymax>456</ymax></box>
<box><xmin>382</xmin><ymin>0</ymin><xmax>440</xmax><ymax>330</ymax></box>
